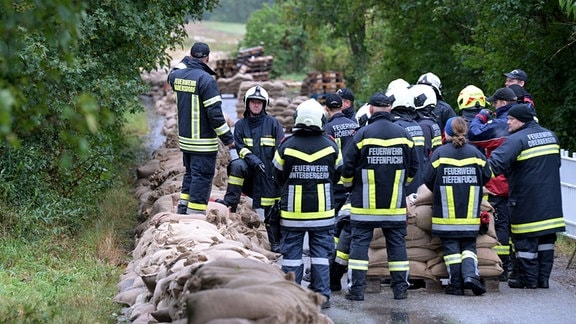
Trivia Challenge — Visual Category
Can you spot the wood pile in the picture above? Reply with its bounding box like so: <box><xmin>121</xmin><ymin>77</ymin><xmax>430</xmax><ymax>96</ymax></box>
<box><xmin>300</xmin><ymin>71</ymin><xmax>346</xmax><ymax>98</ymax></box>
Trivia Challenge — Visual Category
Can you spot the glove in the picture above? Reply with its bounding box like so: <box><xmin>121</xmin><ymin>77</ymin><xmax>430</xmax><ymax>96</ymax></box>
<box><xmin>257</xmin><ymin>163</ymin><xmax>266</xmax><ymax>174</ymax></box>
<box><xmin>475</xmin><ymin>109</ymin><xmax>493</xmax><ymax>124</ymax></box>
<box><xmin>244</xmin><ymin>153</ymin><xmax>263</xmax><ymax>169</ymax></box>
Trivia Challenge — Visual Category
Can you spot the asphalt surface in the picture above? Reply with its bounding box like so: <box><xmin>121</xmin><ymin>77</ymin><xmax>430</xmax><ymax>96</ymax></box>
<box><xmin>222</xmin><ymin>97</ymin><xmax>576</xmax><ymax>324</ymax></box>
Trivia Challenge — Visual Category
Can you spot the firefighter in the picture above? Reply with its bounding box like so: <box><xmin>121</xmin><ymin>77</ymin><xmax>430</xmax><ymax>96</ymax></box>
<box><xmin>273</xmin><ymin>99</ymin><xmax>342</xmax><ymax>309</ymax></box>
<box><xmin>215</xmin><ymin>85</ymin><xmax>284</xmax><ymax>252</ymax></box>
<box><xmin>167</xmin><ymin>42</ymin><xmax>233</xmax><ymax>215</ymax></box>
<box><xmin>411</xmin><ymin>84</ymin><xmax>442</xmax><ymax>159</ymax></box>
<box><xmin>416</xmin><ymin>72</ymin><xmax>456</xmax><ymax>132</ymax></box>
<box><xmin>387</xmin><ymin>86</ymin><xmax>426</xmax><ymax>195</ymax></box>
<box><xmin>489</xmin><ymin>104</ymin><xmax>566</xmax><ymax>289</ymax></box>
<box><xmin>468</xmin><ymin>87</ymin><xmax>518</xmax><ymax>281</ymax></box>
<box><xmin>341</xmin><ymin>92</ymin><xmax>418</xmax><ymax>301</ymax></box>
<box><xmin>424</xmin><ymin>117</ymin><xmax>492</xmax><ymax>295</ymax></box>
<box><xmin>457</xmin><ymin>85</ymin><xmax>487</xmax><ymax>124</ymax></box>
<box><xmin>322</xmin><ymin>93</ymin><xmax>358</xmax><ymax>291</ymax></box>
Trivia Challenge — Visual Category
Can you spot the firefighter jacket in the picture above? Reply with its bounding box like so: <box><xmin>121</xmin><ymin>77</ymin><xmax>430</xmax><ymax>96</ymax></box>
<box><xmin>468</xmin><ymin>103</ymin><xmax>513</xmax><ymax>197</ymax></box>
<box><xmin>273</xmin><ymin>128</ymin><xmax>342</xmax><ymax>231</ymax></box>
<box><xmin>489</xmin><ymin>121</ymin><xmax>565</xmax><ymax>238</ymax></box>
<box><xmin>167</xmin><ymin>57</ymin><xmax>233</xmax><ymax>153</ymax></box>
<box><xmin>423</xmin><ymin>141</ymin><xmax>491</xmax><ymax>238</ymax></box>
<box><xmin>234</xmin><ymin>113</ymin><xmax>284</xmax><ymax>207</ymax></box>
<box><xmin>341</xmin><ymin>111</ymin><xmax>418</xmax><ymax>229</ymax></box>
<box><xmin>415</xmin><ymin>112</ymin><xmax>442</xmax><ymax>159</ymax></box>
<box><xmin>324</xmin><ymin>112</ymin><xmax>358</xmax><ymax>153</ymax></box>
<box><xmin>392</xmin><ymin>108</ymin><xmax>426</xmax><ymax>194</ymax></box>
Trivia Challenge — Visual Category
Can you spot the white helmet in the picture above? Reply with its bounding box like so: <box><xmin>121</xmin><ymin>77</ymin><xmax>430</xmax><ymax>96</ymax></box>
<box><xmin>244</xmin><ymin>85</ymin><xmax>269</xmax><ymax>112</ymax></box>
<box><xmin>417</xmin><ymin>72</ymin><xmax>442</xmax><ymax>95</ymax></box>
<box><xmin>294</xmin><ymin>99</ymin><xmax>325</xmax><ymax>129</ymax></box>
<box><xmin>355</xmin><ymin>103</ymin><xmax>371</xmax><ymax>127</ymax></box>
<box><xmin>386</xmin><ymin>78</ymin><xmax>411</xmax><ymax>92</ymax></box>
<box><xmin>411</xmin><ymin>84</ymin><xmax>437</xmax><ymax>110</ymax></box>
<box><xmin>387</xmin><ymin>86</ymin><xmax>415</xmax><ymax>110</ymax></box>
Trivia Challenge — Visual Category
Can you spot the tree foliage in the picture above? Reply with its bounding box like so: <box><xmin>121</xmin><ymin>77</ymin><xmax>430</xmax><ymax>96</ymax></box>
<box><xmin>0</xmin><ymin>0</ymin><xmax>217</xmax><ymax>237</ymax></box>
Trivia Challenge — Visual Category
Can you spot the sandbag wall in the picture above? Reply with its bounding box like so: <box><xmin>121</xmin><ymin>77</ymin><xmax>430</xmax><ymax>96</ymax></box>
<box><xmin>367</xmin><ymin>185</ymin><xmax>504</xmax><ymax>283</ymax></box>
<box><xmin>115</xmin><ymin>69</ymin><xmax>333</xmax><ymax>324</ymax></box>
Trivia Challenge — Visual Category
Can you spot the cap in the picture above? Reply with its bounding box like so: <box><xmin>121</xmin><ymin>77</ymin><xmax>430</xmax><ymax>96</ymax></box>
<box><xmin>368</xmin><ymin>92</ymin><xmax>391</xmax><ymax>107</ymax></box>
<box><xmin>325</xmin><ymin>93</ymin><xmax>342</xmax><ymax>109</ymax></box>
<box><xmin>487</xmin><ymin>87</ymin><xmax>517</xmax><ymax>103</ymax></box>
<box><xmin>503</xmin><ymin>69</ymin><xmax>528</xmax><ymax>82</ymax></box>
<box><xmin>507</xmin><ymin>84</ymin><xmax>528</xmax><ymax>100</ymax></box>
<box><xmin>337</xmin><ymin>88</ymin><xmax>355</xmax><ymax>102</ymax></box>
<box><xmin>191</xmin><ymin>42</ymin><xmax>210</xmax><ymax>58</ymax></box>
<box><xmin>508</xmin><ymin>104</ymin><xmax>535</xmax><ymax>122</ymax></box>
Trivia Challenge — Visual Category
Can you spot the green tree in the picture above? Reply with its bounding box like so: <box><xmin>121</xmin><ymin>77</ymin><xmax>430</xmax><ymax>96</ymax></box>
<box><xmin>0</xmin><ymin>0</ymin><xmax>218</xmax><ymax>236</ymax></box>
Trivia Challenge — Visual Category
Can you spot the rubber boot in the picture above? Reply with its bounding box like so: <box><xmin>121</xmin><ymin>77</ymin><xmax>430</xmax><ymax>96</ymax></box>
<box><xmin>390</xmin><ymin>270</ymin><xmax>409</xmax><ymax>300</ymax></box>
<box><xmin>345</xmin><ymin>269</ymin><xmax>366</xmax><ymax>301</ymax></box>
<box><xmin>176</xmin><ymin>204</ymin><xmax>188</xmax><ymax>215</ymax></box>
<box><xmin>445</xmin><ymin>264</ymin><xmax>464</xmax><ymax>295</ymax></box>
<box><xmin>329</xmin><ymin>262</ymin><xmax>348</xmax><ymax>291</ymax></box>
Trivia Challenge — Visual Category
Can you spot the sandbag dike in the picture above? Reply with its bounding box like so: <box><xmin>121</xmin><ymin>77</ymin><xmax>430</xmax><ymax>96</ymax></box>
<box><xmin>116</xmin><ymin>69</ymin><xmax>333</xmax><ymax>324</ymax></box>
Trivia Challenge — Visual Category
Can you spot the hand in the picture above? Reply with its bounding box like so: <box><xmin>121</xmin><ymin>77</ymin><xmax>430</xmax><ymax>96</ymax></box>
<box><xmin>475</xmin><ymin>109</ymin><xmax>493</xmax><ymax>124</ymax></box>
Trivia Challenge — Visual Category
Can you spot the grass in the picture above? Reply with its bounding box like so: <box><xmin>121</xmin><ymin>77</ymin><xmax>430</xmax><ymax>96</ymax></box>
<box><xmin>203</xmin><ymin>21</ymin><xmax>246</xmax><ymax>34</ymax></box>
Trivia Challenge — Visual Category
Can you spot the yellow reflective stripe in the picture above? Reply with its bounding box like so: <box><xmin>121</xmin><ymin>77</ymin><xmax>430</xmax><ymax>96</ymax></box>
<box><xmin>295</xmin><ymin>185</ymin><xmax>302</xmax><ymax>212</ymax></box>
<box><xmin>349</xmin><ymin>259</ymin><xmax>369</xmax><ymax>270</ymax></box>
<box><xmin>243</xmin><ymin>138</ymin><xmax>254</xmax><ymax>146</ymax></box>
<box><xmin>284</xmin><ymin>146</ymin><xmax>336</xmax><ymax>163</ymax></box>
<box><xmin>341</xmin><ymin>176</ymin><xmax>353</xmax><ymax>185</ymax></box>
<box><xmin>444</xmin><ymin>253</ymin><xmax>461</xmax><ymax>265</ymax></box>
<box><xmin>446</xmin><ymin>186</ymin><xmax>455</xmax><ymax>218</ymax></box>
<box><xmin>187</xmin><ymin>202</ymin><xmax>207</xmax><ymax>211</ymax></box>
<box><xmin>432</xmin><ymin>136</ymin><xmax>442</xmax><ymax>147</ymax></box>
<box><xmin>357</xmin><ymin>137</ymin><xmax>414</xmax><ymax>149</ymax></box>
<box><xmin>517</xmin><ymin>144</ymin><xmax>559</xmax><ymax>161</ymax></box>
<box><xmin>215</xmin><ymin>122</ymin><xmax>230</xmax><ymax>136</ymax></box>
<box><xmin>511</xmin><ymin>217</ymin><xmax>565</xmax><ymax>234</ymax></box>
<box><xmin>273</xmin><ymin>151</ymin><xmax>284</xmax><ymax>170</ymax></box>
<box><xmin>179</xmin><ymin>137</ymin><xmax>218</xmax><ymax>145</ymax></box>
<box><xmin>228</xmin><ymin>176</ymin><xmax>243</xmax><ymax>186</ymax></box>
<box><xmin>281</xmin><ymin>209</ymin><xmax>335</xmax><ymax>219</ymax></box>
<box><xmin>317</xmin><ymin>183</ymin><xmax>326</xmax><ymax>212</ymax></box>
<box><xmin>350</xmin><ymin>207</ymin><xmax>406</xmax><ymax>215</ymax></box>
<box><xmin>389</xmin><ymin>260</ymin><xmax>409</xmax><ymax>272</ymax></box>
<box><xmin>493</xmin><ymin>245</ymin><xmax>510</xmax><ymax>255</ymax></box>
<box><xmin>203</xmin><ymin>95</ymin><xmax>222</xmax><ymax>107</ymax></box>
<box><xmin>367</xmin><ymin>169</ymin><xmax>376</xmax><ymax>209</ymax></box>
<box><xmin>179</xmin><ymin>193</ymin><xmax>190</xmax><ymax>200</ymax></box>
<box><xmin>467</xmin><ymin>185</ymin><xmax>477</xmax><ymax>218</ymax></box>
<box><xmin>178</xmin><ymin>136</ymin><xmax>219</xmax><ymax>152</ymax></box>
<box><xmin>261</xmin><ymin>138</ymin><xmax>276</xmax><ymax>146</ymax></box>
<box><xmin>432</xmin><ymin>157</ymin><xmax>486</xmax><ymax>168</ymax></box>
<box><xmin>239</xmin><ymin>147</ymin><xmax>252</xmax><ymax>158</ymax></box>
<box><xmin>390</xmin><ymin>169</ymin><xmax>402</xmax><ymax>209</ymax></box>
<box><xmin>261</xmin><ymin>197</ymin><xmax>278</xmax><ymax>207</ymax></box>
<box><xmin>412</xmin><ymin>136</ymin><xmax>425</xmax><ymax>147</ymax></box>
<box><xmin>336</xmin><ymin>250</ymin><xmax>349</xmax><ymax>261</ymax></box>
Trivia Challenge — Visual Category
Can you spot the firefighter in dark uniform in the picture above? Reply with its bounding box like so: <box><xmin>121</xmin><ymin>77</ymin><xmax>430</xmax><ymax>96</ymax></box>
<box><xmin>468</xmin><ymin>87</ymin><xmax>517</xmax><ymax>281</ymax></box>
<box><xmin>322</xmin><ymin>93</ymin><xmax>358</xmax><ymax>291</ymax></box>
<box><xmin>457</xmin><ymin>85</ymin><xmax>486</xmax><ymax>125</ymax></box>
<box><xmin>416</xmin><ymin>72</ymin><xmax>456</xmax><ymax>132</ymax></box>
<box><xmin>489</xmin><ymin>104</ymin><xmax>566</xmax><ymax>289</ymax></box>
<box><xmin>215</xmin><ymin>85</ymin><xmax>284</xmax><ymax>252</ymax></box>
<box><xmin>388</xmin><ymin>86</ymin><xmax>426</xmax><ymax>195</ymax></box>
<box><xmin>167</xmin><ymin>42</ymin><xmax>233</xmax><ymax>215</ymax></box>
<box><xmin>411</xmin><ymin>84</ymin><xmax>442</xmax><ymax>159</ymax></box>
<box><xmin>424</xmin><ymin>117</ymin><xmax>492</xmax><ymax>296</ymax></box>
<box><xmin>341</xmin><ymin>92</ymin><xmax>418</xmax><ymax>301</ymax></box>
<box><xmin>273</xmin><ymin>99</ymin><xmax>342</xmax><ymax>309</ymax></box>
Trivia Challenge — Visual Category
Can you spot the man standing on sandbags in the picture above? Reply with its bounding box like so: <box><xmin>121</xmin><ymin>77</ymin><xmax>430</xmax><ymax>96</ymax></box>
<box><xmin>341</xmin><ymin>92</ymin><xmax>418</xmax><ymax>301</ymax></box>
<box><xmin>168</xmin><ymin>42</ymin><xmax>234</xmax><ymax>215</ymax></box>
<box><xmin>273</xmin><ymin>99</ymin><xmax>342</xmax><ymax>309</ymax></box>
<box><xmin>489</xmin><ymin>104</ymin><xmax>565</xmax><ymax>289</ymax></box>
<box><xmin>215</xmin><ymin>85</ymin><xmax>285</xmax><ymax>252</ymax></box>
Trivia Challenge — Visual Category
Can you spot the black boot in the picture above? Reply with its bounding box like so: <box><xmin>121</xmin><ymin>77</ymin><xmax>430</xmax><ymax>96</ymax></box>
<box><xmin>464</xmin><ymin>277</ymin><xmax>486</xmax><ymax>295</ymax></box>
<box><xmin>345</xmin><ymin>269</ymin><xmax>366</xmax><ymax>301</ymax></box>
<box><xmin>177</xmin><ymin>204</ymin><xmax>188</xmax><ymax>215</ymax></box>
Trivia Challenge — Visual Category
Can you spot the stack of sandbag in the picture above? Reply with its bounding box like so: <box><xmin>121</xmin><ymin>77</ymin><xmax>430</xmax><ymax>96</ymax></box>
<box><xmin>367</xmin><ymin>184</ymin><xmax>503</xmax><ymax>282</ymax></box>
<box><xmin>217</xmin><ymin>73</ymin><xmax>254</xmax><ymax>95</ymax></box>
<box><xmin>185</xmin><ymin>258</ymin><xmax>332</xmax><ymax>324</ymax></box>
